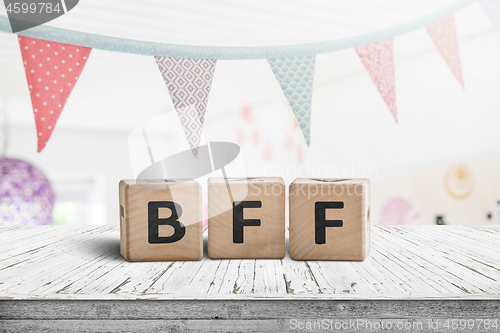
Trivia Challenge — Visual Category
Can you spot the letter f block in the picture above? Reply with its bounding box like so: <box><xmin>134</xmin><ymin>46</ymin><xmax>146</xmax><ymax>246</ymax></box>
<box><xmin>289</xmin><ymin>178</ymin><xmax>370</xmax><ymax>261</ymax></box>
<box><xmin>119</xmin><ymin>179</ymin><xmax>203</xmax><ymax>261</ymax></box>
<box><xmin>208</xmin><ymin>177</ymin><xmax>285</xmax><ymax>259</ymax></box>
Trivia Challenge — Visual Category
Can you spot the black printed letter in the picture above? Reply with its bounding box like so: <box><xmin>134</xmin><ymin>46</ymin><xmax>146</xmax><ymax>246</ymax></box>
<box><xmin>148</xmin><ymin>201</ymin><xmax>185</xmax><ymax>244</ymax></box>
<box><xmin>315</xmin><ymin>202</ymin><xmax>343</xmax><ymax>244</ymax></box>
<box><xmin>233</xmin><ymin>201</ymin><xmax>262</xmax><ymax>243</ymax></box>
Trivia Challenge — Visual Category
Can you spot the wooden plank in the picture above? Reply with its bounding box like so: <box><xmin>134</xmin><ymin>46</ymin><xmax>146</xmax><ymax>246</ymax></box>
<box><xmin>281</xmin><ymin>234</ymin><xmax>324</xmax><ymax>294</ymax></box>
<box><xmin>206</xmin><ymin>259</ymin><xmax>241</xmax><ymax>294</ymax></box>
<box><xmin>30</xmin><ymin>230</ymin><xmax>125</xmax><ymax>296</ymax></box>
<box><xmin>307</xmin><ymin>227</ymin><xmax>410</xmax><ymax>296</ymax></box>
<box><xmin>6</xmin><ymin>318</ymin><xmax>500</xmax><ymax>333</ymax></box>
<box><xmin>368</xmin><ymin>246</ymin><xmax>445</xmax><ymax>295</ymax></box>
<box><xmin>1</xmin><ymin>299</ymin><xmax>500</xmax><ymax>333</ymax></box>
<box><xmin>452</xmin><ymin>226</ymin><xmax>500</xmax><ymax>245</ymax></box>
<box><xmin>1</xmin><ymin>226</ymin><xmax>500</xmax><ymax>300</ymax></box>
<box><xmin>369</xmin><ymin>232</ymin><xmax>465</xmax><ymax>295</ymax></box>
<box><xmin>397</xmin><ymin>226</ymin><xmax>499</xmax><ymax>263</ymax></box>
<box><xmin>117</xmin><ymin>227</ymin><xmax>210</xmax><ymax>295</ymax></box>
<box><xmin>72</xmin><ymin>228</ymin><xmax>209</xmax><ymax>295</ymax></box>
<box><xmin>228</xmin><ymin>259</ymin><xmax>256</xmax><ymax>294</ymax></box>
<box><xmin>282</xmin><ymin>258</ymin><xmax>322</xmax><ymax>295</ymax></box>
<box><xmin>0</xmin><ymin>226</ymin><xmax>63</xmax><ymax>252</ymax></box>
<box><xmin>0</xmin><ymin>227</ymin><xmax>109</xmax><ymax>266</ymax></box>
<box><xmin>399</xmin><ymin>227</ymin><xmax>500</xmax><ymax>283</ymax></box>
<box><xmin>2</xmin><ymin>300</ymin><xmax>500</xmax><ymax>320</ymax></box>
<box><xmin>253</xmin><ymin>258</ymin><xmax>287</xmax><ymax>294</ymax></box>
<box><xmin>0</xmin><ymin>319</ymin><xmax>283</xmax><ymax>333</ymax></box>
<box><xmin>174</xmin><ymin>258</ymin><xmax>226</xmax><ymax>294</ymax></box>
<box><xmin>0</xmin><ymin>227</ymin><xmax>115</xmax><ymax>270</ymax></box>
<box><xmin>151</xmin><ymin>257</ymin><xmax>210</xmax><ymax>294</ymax></box>
<box><xmin>338</xmin><ymin>255</ymin><xmax>409</xmax><ymax>295</ymax></box>
<box><xmin>306</xmin><ymin>260</ymin><xmax>354</xmax><ymax>294</ymax></box>
<box><xmin>375</xmin><ymin>228</ymin><xmax>491</xmax><ymax>294</ymax></box>
<box><xmin>376</xmin><ymin>228</ymin><xmax>500</xmax><ymax>294</ymax></box>
<box><xmin>1</xmin><ymin>228</ymin><xmax>120</xmax><ymax>296</ymax></box>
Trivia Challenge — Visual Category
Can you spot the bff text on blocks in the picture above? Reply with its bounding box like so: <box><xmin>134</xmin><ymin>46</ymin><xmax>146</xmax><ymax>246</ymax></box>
<box><xmin>208</xmin><ymin>177</ymin><xmax>285</xmax><ymax>259</ymax></box>
<box><xmin>289</xmin><ymin>178</ymin><xmax>370</xmax><ymax>261</ymax></box>
<box><xmin>119</xmin><ymin>179</ymin><xmax>203</xmax><ymax>262</ymax></box>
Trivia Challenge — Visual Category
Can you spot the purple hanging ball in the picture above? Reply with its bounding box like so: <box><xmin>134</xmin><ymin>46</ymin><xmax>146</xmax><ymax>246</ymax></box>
<box><xmin>0</xmin><ymin>157</ymin><xmax>54</xmax><ymax>225</ymax></box>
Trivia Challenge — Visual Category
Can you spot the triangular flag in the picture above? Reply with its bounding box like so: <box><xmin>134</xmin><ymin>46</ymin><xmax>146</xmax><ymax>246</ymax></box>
<box><xmin>479</xmin><ymin>0</ymin><xmax>500</xmax><ymax>34</ymax></box>
<box><xmin>355</xmin><ymin>39</ymin><xmax>398</xmax><ymax>123</ymax></box>
<box><xmin>155</xmin><ymin>57</ymin><xmax>216</xmax><ymax>158</ymax></box>
<box><xmin>18</xmin><ymin>36</ymin><xmax>91</xmax><ymax>152</ymax></box>
<box><xmin>426</xmin><ymin>16</ymin><xmax>464</xmax><ymax>88</ymax></box>
<box><xmin>268</xmin><ymin>56</ymin><xmax>315</xmax><ymax>147</ymax></box>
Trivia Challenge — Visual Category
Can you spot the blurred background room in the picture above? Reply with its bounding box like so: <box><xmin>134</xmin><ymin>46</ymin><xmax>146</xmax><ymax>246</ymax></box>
<box><xmin>1</xmin><ymin>0</ymin><xmax>500</xmax><ymax>227</ymax></box>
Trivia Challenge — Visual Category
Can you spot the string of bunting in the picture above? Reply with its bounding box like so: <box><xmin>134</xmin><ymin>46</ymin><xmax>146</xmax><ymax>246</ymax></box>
<box><xmin>0</xmin><ymin>0</ymin><xmax>498</xmax><ymax>152</ymax></box>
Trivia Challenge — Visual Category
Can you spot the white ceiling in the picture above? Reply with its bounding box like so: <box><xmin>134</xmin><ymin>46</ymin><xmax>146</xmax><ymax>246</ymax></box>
<box><xmin>1</xmin><ymin>0</ymin><xmax>474</xmax><ymax>46</ymax></box>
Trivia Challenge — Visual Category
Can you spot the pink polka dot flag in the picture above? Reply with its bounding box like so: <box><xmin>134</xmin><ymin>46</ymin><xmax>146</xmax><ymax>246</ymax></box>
<box><xmin>426</xmin><ymin>16</ymin><xmax>464</xmax><ymax>88</ymax></box>
<box><xmin>18</xmin><ymin>36</ymin><xmax>92</xmax><ymax>152</ymax></box>
<box><xmin>356</xmin><ymin>39</ymin><xmax>397</xmax><ymax>124</ymax></box>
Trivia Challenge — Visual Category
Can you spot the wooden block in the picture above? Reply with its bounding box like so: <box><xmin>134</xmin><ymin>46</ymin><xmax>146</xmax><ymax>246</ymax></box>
<box><xmin>119</xmin><ymin>179</ymin><xmax>203</xmax><ymax>262</ymax></box>
<box><xmin>289</xmin><ymin>178</ymin><xmax>370</xmax><ymax>261</ymax></box>
<box><xmin>208</xmin><ymin>177</ymin><xmax>285</xmax><ymax>259</ymax></box>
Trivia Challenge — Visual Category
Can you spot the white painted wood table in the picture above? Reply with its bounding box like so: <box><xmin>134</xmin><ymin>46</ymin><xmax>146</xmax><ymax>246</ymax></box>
<box><xmin>1</xmin><ymin>225</ymin><xmax>500</xmax><ymax>332</ymax></box>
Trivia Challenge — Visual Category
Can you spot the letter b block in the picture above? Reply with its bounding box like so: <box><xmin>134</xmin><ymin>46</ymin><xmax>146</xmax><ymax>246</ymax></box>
<box><xmin>289</xmin><ymin>178</ymin><xmax>370</xmax><ymax>261</ymax></box>
<box><xmin>119</xmin><ymin>179</ymin><xmax>203</xmax><ymax>261</ymax></box>
<box><xmin>208</xmin><ymin>177</ymin><xmax>285</xmax><ymax>259</ymax></box>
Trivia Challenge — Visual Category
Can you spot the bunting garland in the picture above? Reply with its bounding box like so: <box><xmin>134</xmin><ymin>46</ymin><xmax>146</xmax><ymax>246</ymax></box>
<box><xmin>268</xmin><ymin>56</ymin><xmax>315</xmax><ymax>146</ymax></box>
<box><xmin>154</xmin><ymin>57</ymin><xmax>216</xmax><ymax>158</ymax></box>
<box><xmin>18</xmin><ymin>36</ymin><xmax>91</xmax><ymax>152</ymax></box>
<box><xmin>5</xmin><ymin>0</ymin><xmax>493</xmax><ymax>153</ymax></box>
<box><xmin>426</xmin><ymin>16</ymin><xmax>464</xmax><ymax>88</ymax></box>
<box><xmin>355</xmin><ymin>39</ymin><xmax>398</xmax><ymax>123</ymax></box>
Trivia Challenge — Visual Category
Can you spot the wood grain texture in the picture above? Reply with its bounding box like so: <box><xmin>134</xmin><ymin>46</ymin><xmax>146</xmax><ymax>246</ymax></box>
<box><xmin>208</xmin><ymin>177</ymin><xmax>285</xmax><ymax>259</ymax></box>
<box><xmin>4</xmin><ymin>317</ymin><xmax>500</xmax><ymax>333</ymax></box>
<box><xmin>1</xmin><ymin>301</ymin><xmax>500</xmax><ymax>332</ymax></box>
<box><xmin>119</xmin><ymin>179</ymin><xmax>203</xmax><ymax>262</ymax></box>
<box><xmin>289</xmin><ymin>178</ymin><xmax>370</xmax><ymax>260</ymax></box>
<box><xmin>2</xmin><ymin>225</ymin><xmax>500</xmax><ymax>331</ymax></box>
<box><xmin>2</xmin><ymin>300</ymin><xmax>500</xmax><ymax>320</ymax></box>
<box><xmin>1</xmin><ymin>226</ymin><xmax>500</xmax><ymax>300</ymax></box>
